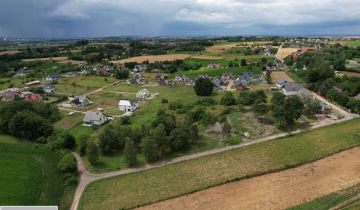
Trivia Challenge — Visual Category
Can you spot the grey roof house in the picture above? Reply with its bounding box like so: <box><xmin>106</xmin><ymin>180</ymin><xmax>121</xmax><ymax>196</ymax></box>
<box><xmin>83</xmin><ymin>111</ymin><xmax>109</xmax><ymax>126</ymax></box>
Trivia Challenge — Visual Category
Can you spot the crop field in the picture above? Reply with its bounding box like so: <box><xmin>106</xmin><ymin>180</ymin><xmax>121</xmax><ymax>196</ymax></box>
<box><xmin>290</xmin><ymin>184</ymin><xmax>360</xmax><ymax>210</ymax></box>
<box><xmin>111</xmin><ymin>54</ymin><xmax>191</xmax><ymax>64</ymax></box>
<box><xmin>277</xmin><ymin>48</ymin><xmax>299</xmax><ymax>60</ymax></box>
<box><xmin>0</xmin><ymin>135</ymin><xmax>72</xmax><ymax>209</ymax></box>
<box><xmin>141</xmin><ymin>147</ymin><xmax>360</xmax><ymax>210</ymax></box>
<box><xmin>206</xmin><ymin>41</ymin><xmax>273</xmax><ymax>53</ymax></box>
<box><xmin>22</xmin><ymin>56</ymin><xmax>68</xmax><ymax>62</ymax></box>
<box><xmin>57</xmin><ymin>59</ymin><xmax>86</xmax><ymax>65</ymax></box>
<box><xmin>340</xmin><ymin>71</ymin><xmax>360</xmax><ymax>77</ymax></box>
<box><xmin>271</xmin><ymin>71</ymin><xmax>294</xmax><ymax>83</ymax></box>
<box><xmin>79</xmin><ymin>119</ymin><xmax>360</xmax><ymax>210</ymax></box>
<box><xmin>190</xmin><ymin>55</ymin><xmax>224</xmax><ymax>59</ymax></box>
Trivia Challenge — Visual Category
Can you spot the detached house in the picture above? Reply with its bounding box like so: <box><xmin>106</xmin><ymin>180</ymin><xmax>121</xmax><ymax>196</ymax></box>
<box><xmin>207</xmin><ymin>63</ymin><xmax>221</xmax><ymax>69</ymax></box>
<box><xmin>276</xmin><ymin>79</ymin><xmax>287</xmax><ymax>88</ymax></box>
<box><xmin>46</xmin><ymin>73</ymin><xmax>61</xmax><ymax>81</ymax></box>
<box><xmin>119</xmin><ymin>100</ymin><xmax>139</xmax><ymax>112</ymax></box>
<box><xmin>70</xmin><ymin>96</ymin><xmax>91</xmax><ymax>107</ymax></box>
<box><xmin>41</xmin><ymin>83</ymin><xmax>55</xmax><ymax>94</ymax></box>
<box><xmin>83</xmin><ymin>111</ymin><xmax>109</xmax><ymax>126</ymax></box>
<box><xmin>136</xmin><ymin>89</ymin><xmax>151</xmax><ymax>100</ymax></box>
<box><xmin>24</xmin><ymin>93</ymin><xmax>43</xmax><ymax>102</ymax></box>
<box><xmin>282</xmin><ymin>83</ymin><xmax>309</xmax><ymax>96</ymax></box>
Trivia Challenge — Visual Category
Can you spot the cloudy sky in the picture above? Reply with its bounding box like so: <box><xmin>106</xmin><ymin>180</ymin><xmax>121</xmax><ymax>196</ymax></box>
<box><xmin>0</xmin><ymin>0</ymin><xmax>359</xmax><ymax>38</ymax></box>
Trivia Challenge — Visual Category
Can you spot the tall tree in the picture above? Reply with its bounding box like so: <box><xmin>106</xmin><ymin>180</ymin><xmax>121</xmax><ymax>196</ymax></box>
<box><xmin>194</xmin><ymin>78</ymin><xmax>214</xmax><ymax>96</ymax></box>
<box><xmin>124</xmin><ymin>138</ymin><xmax>137</xmax><ymax>167</ymax></box>
<box><xmin>87</xmin><ymin>141</ymin><xmax>99</xmax><ymax>165</ymax></box>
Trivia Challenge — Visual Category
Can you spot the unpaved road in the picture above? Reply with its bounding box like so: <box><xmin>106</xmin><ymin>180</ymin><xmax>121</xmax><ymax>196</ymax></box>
<box><xmin>139</xmin><ymin>147</ymin><xmax>360</xmax><ymax>210</ymax></box>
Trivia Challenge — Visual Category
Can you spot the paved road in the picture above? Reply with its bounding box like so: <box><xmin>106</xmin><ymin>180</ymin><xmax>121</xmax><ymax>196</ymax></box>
<box><xmin>70</xmin><ymin>115</ymin><xmax>359</xmax><ymax>209</ymax></box>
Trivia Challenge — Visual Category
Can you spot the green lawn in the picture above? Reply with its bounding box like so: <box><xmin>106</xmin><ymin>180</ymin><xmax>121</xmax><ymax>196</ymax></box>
<box><xmin>0</xmin><ymin>135</ymin><xmax>74</xmax><ymax>209</ymax></box>
<box><xmin>55</xmin><ymin>76</ymin><xmax>117</xmax><ymax>95</ymax></box>
<box><xmin>346</xmin><ymin>40</ymin><xmax>360</xmax><ymax>48</ymax></box>
<box><xmin>79</xmin><ymin>119</ymin><xmax>360</xmax><ymax>210</ymax></box>
<box><xmin>289</xmin><ymin>184</ymin><xmax>360</xmax><ymax>210</ymax></box>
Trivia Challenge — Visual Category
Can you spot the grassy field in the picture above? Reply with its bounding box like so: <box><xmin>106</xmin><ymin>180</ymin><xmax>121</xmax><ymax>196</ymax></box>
<box><xmin>289</xmin><ymin>184</ymin><xmax>360</xmax><ymax>210</ymax></box>
<box><xmin>55</xmin><ymin>76</ymin><xmax>117</xmax><ymax>95</ymax></box>
<box><xmin>79</xmin><ymin>119</ymin><xmax>360</xmax><ymax>210</ymax></box>
<box><xmin>346</xmin><ymin>40</ymin><xmax>360</xmax><ymax>48</ymax></box>
<box><xmin>0</xmin><ymin>135</ymin><xmax>74</xmax><ymax>209</ymax></box>
<box><xmin>178</xmin><ymin>66</ymin><xmax>261</xmax><ymax>78</ymax></box>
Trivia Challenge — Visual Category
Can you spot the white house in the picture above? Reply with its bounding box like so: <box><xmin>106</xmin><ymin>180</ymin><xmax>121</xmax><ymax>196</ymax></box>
<box><xmin>136</xmin><ymin>89</ymin><xmax>151</xmax><ymax>100</ymax></box>
<box><xmin>119</xmin><ymin>100</ymin><xmax>139</xmax><ymax>112</ymax></box>
<box><xmin>83</xmin><ymin>111</ymin><xmax>109</xmax><ymax>126</ymax></box>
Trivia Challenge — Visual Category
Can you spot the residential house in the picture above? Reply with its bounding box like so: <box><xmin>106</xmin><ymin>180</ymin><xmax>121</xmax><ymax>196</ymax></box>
<box><xmin>282</xmin><ymin>83</ymin><xmax>308</xmax><ymax>96</ymax></box>
<box><xmin>83</xmin><ymin>111</ymin><xmax>110</xmax><ymax>126</ymax></box>
<box><xmin>1</xmin><ymin>91</ymin><xmax>20</xmax><ymax>102</ymax></box>
<box><xmin>185</xmin><ymin>78</ymin><xmax>195</xmax><ymax>86</ymax></box>
<box><xmin>133</xmin><ymin>64</ymin><xmax>147</xmax><ymax>72</ymax></box>
<box><xmin>41</xmin><ymin>83</ymin><xmax>55</xmax><ymax>94</ymax></box>
<box><xmin>24</xmin><ymin>93</ymin><xmax>43</xmax><ymax>102</ymax></box>
<box><xmin>46</xmin><ymin>73</ymin><xmax>61</xmax><ymax>81</ymax></box>
<box><xmin>119</xmin><ymin>100</ymin><xmax>139</xmax><ymax>112</ymax></box>
<box><xmin>96</xmin><ymin>68</ymin><xmax>108</xmax><ymax>76</ymax></box>
<box><xmin>70</xmin><ymin>96</ymin><xmax>91</xmax><ymax>106</ymax></box>
<box><xmin>232</xmin><ymin>79</ymin><xmax>247</xmax><ymax>90</ymax></box>
<box><xmin>62</xmin><ymin>71</ymin><xmax>79</xmax><ymax>78</ymax></box>
<box><xmin>14</xmin><ymin>69</ymin><xmax>28</xmax><ymax>78</ymax></box>
<box><xmin>175</xmin><ymin>74</ymin><xmax>187</xmax><ymax>82</ymax></box>
<box><xmin>211</xmin><ymin>78</ymin><xmax>222</xmax><ymax>91</ymax></box>
<box><xmin>136</xmin><ymin>89</ymin><xmax>151</xmax><ymax>100</ymax></box>
<box><xmin>275</xmin><ymin>79</ymin><xmax>287</xmax><ymax>88</ymax></box>
<box><xmin>207</xmin><ymin>63</ymin><xmax>221</xmax><ymax>69</ymax></box>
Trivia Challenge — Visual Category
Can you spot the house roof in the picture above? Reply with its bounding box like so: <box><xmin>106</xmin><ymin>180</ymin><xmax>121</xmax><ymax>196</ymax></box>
<box><xmin>276</xmin><ymin>79</ymin><xmax>286</xmax><ymax>85</ymax></box>
<box><xmin>41</xmin><ymin>83</ymin><xmax>54</xmax><ymax>89</ymax></box>
<box><xmin>83</xmin><ymin>111</ymin><xmax>107</xmax><ymax>122</ymax></box>
<box><xmin>24</xmin><ymin>94</ymin><xmax>43</xmax><ymax>102</ymax></box>
<box><xmin>283</xmin><ymin>83</ymin><xmax>303</xmax><ymax>92</ymax></box>
<box><xmin>47</xmin><ymin>73</ymin><xmax>61</xmax><ymax>79</ymax></box>
<box><xmin>119</xmin><ymin>100</ymin><xmax>138</xmax><ymax>106</ymax></box>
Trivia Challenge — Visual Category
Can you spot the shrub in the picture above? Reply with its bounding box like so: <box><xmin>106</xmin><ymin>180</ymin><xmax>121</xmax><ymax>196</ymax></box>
<box><xmin>161</xmin><ymin>98</ymin><xmax>168</xmax><ymax>103</ymax></box>
<box><xmin>58</xmin><ymin>154</ymin><xmax>77</xmax><ymax>173</ymax></box>
<box><xmin>194</xmin><ymin>78</ymin><xmax>214</xmax><ymax>96</ymax></box>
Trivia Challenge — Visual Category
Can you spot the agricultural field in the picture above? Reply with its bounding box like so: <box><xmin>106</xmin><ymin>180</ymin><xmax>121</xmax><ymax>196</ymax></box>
<box><xmin>346</xmin><ymin>40</ymin><xmax>360</xmax><ymax>48</ymax></box>
<box><xmin>79</xmin><ymin>119</ymin><xmax>360</xmax><ymax>210</ymax></box>
<box><xmin>178</xmin><ymin>66</ymin><xmax>261</xmax><ymax>78</ymax></box>
<box><xmin>141</xmin><ymin>147</ymin><xmax>360</xmax><ymax>210</ymax></box>
<box><xmin>55</xmin><ymin>76</ymin><xmax>117</xmax><ymax>95</ymax></box>
<box><xmin>0</xmin><ymin>50</ymin><xmax>19</xmax><ymax>55</ymax></box>
<box><xmin>111</xmin><ymin>54</ymin><xmax>191</xmax><ymax>64</ymax></box>
<box><xmin>0</xmin><ymin>135</ymin><xmax>75</xmax><ymax>210</ymax></box>
<box><xmin>277</xmin><ymin>48</ymin><xmax>299</xmax><ymax>60</ymax></box>
<box><xmin>22</xmin><ymin>56</ymin><xmax>68</xmax><ymax>62</ymax></box>
<box><xmin>271</xmin><ymin>71</ymin><xmax>295</xmax><ymax>83</ymax></box>
<box><xmin>340</xmin><ymin>71</ymin><xmax>360</xmax><ymax>77</ymax></box>
<box><xmin>290</xmin><ymin>184</ymin><xmax>360</xmax><ymax>210</ymax></box>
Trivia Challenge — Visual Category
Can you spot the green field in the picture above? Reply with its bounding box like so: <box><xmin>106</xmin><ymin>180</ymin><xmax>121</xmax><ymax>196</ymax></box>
<box><xmin>346</xmin><ymin>40</ymin><xmax>360</xmax><ymax>48</ymax></box>
<box><xmin>79</xmin><ymin>119</ymin><xmax>360</xmax><ymax>210</ymax></box>
<box><xmin>290</xmin><ymin>184</ymin><xmax>360</xmax><ymax>210</ymax></box>
<box><xmin>0</xmin><ymin>135</ymin><xmax>74</xmax><ymax>209</ymax></box>
<box><xmin>178</xmin><ymin>66</ymin><xmax>261</xmax><ymax>78</ymax></box>
<box><xmin>55</xmin><ymin>76</ymin><xmax>117</xmax><ymax>95</ymax></box>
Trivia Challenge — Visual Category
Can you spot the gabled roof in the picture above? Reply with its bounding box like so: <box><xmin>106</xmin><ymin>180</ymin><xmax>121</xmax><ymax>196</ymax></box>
<box><xmin>283</xmin><ymin>83</ymin><xmax>303</xmax><ymax>92</ymax></box>
<box><xmin>119</xmin><ymin>100</ymin><xmax>138</xmax><ymax>107</ymax></box>
<box><xmin>276</xmin><ymin>79</ymin><xmax>286</xmax><ymax>85</ymax></box>
<box><xmin>83</xmin><ymin>111</ymin><xmax>107</xmax><ymax>122</ymax></box>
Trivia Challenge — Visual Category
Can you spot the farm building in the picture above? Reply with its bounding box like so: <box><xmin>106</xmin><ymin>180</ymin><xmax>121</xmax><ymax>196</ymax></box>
<box><xmin>83</xmin><ymin>111</ymin><xmax>110</xmax><ymax>126</ymax></box>
<box><xmin>119</xmin><ymin>100</ymin><xmax>139</xmax><ymax>112</ymax></box>
<box><xmin>136</xmin><ymin>89</ymin><xmax>151</xmax><ymax>100</ymax></box>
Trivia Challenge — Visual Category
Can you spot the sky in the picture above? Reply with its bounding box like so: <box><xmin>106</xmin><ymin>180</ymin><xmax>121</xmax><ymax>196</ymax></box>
<box><xmin>0</xmin><ymin>0</ymin><xmax>359</xmax><ymax>38</ymax></box>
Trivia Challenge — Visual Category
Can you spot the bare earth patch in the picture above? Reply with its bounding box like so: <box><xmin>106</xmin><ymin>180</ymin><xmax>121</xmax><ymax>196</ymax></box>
<box><xmin>0</xmin><ymin>50</ymin><xmax>19</xmax><ymax>55</ymax></box>
<box><xmin>22</xmin><ymin>56</ymin><xmax>68</xmax><ymax>62</ymax></box>
<box><xmin>139</xmin><ymin>147</ymin><xmax>360</xmax><ymax>210</ymax></box>
<box><xmin>340</xmin><ymin>71</ymin><xmax>360</xmax><ymax>77</ymax></box>
<box><xmin>111</xmin><ymin>54</ymin><xmax>190</xmax><ymax>64</ymax></box>
<box><xmin>271</xmin><ymin>71</ymin><xmax>294</xmax><ymax>83</ymax></box>
<box><xmin>277</xmin><ymin>48</ymin><xmax>299</xmax><ymax>60</ymax></box>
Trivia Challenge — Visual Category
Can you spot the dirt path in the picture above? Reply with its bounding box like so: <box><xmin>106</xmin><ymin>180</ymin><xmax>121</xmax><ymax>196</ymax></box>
<box><xmin>85</xmin><ymin>81</ymin><xmax>121</xmax><ymax>96</ymax></box>
<box><xmin>139</xmin><ymin>147</ymin><xmax>360</xmax><ymax>210</ymax></box>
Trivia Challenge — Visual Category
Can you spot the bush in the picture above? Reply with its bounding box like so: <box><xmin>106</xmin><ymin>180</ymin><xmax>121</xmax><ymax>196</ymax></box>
<box><xmin>86</xmin><ymin>141</ymin><xmax>99</xmax><ymax>165</ymax></box>
<box><xmin>77</xmin><ymin>135</ymin><xmax>89</xmax><ymax>156</ymax></box>
<box><xmin>221</xmin><ymin>92</ymin><xmax>236</xmax><ymax>106</ymax></box>
<box><xmin>190</xmin><ymin>108</ymin><xmax>205</xmax><ymax>122</ymax></box>
<box><xmin>58</xmin><ymin>154</ymin><xmax>77</xmax><ymax>173</ymax></box>
<box><xmin>195</xmin><ymin>98</ymin><xmax>217</xmax><ymax>106</ymax></box>
<box><xmin>194</xmin><ymin>78</ymin><xmax>214</xmax><ymax>96</ymax></box>
<box><xmin>161</xmin><ymin>98</ymin><xmax>168</xmax><ymax>103</ymax></box>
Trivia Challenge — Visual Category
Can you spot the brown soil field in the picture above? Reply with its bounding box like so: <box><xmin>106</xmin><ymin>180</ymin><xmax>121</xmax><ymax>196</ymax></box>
<box><xmin>271</xmin><ymin>71</ymin><xmax>294</xmax><ymax>83</ymax></box>
<box><xmin>0</xmin><ymin>50</ymin><xmax>19</xmax><ymax>55</ymax></box>
<box><xmin>22</xmin><ymin>56</ymin><xmax>68</xmax><ymax>62</ymax></box>
<box><xmin>111</xmin><ymin>54</ymin><xmax>190</xmax><ymax>64</ymax></box>
<box><xmin>191</xmin><ymin>55</ymin><xmax>224</xmax><ymax>59</ymax></box>
<box><xmin>340</xmin><ymin>71</ymin><xmax>360</xmax><ymax>77</ymax></box>
<box><xmin>206</xmin><ymin>44</ymin><xmax>238</xmax><ymax>53</ymax></box>
<box><xmin>139</xmin><ymin>147</ymin><xmax>360</xmax><ymax>210</ymax></box>
<box><xmin>278</xmin><ymin>48</ymin><xmax>299</xmax><ymax>60</ymax></box>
